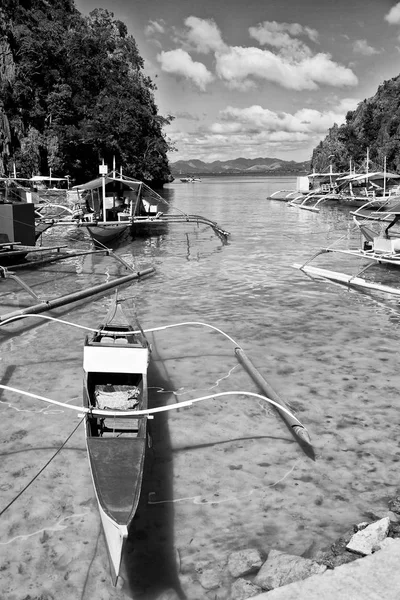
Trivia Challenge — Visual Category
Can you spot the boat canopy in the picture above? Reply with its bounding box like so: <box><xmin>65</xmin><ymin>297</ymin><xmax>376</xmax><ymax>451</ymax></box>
<box><xmin>307</xmin><ymin>172</ymin><xmax>344</xmax><ymax>178</ymax></box>
<box><xmin>83</xmin><ymin>345</ymin><xmax>149</xmax><ymax>374</ymax></box>
<box><xmin>30</xmin><ymin>176</ymin><xmax>68</xmax><ymax>182</ymax></box>
<box><xmin>337</xmin><ymin>172</ymin><xmax>400</xmax><ymax>183</ymax></box>
<box><xmin>73</xmin><ymin>176</ymin><xmax>142</xmax><ymax>192</ymax></box>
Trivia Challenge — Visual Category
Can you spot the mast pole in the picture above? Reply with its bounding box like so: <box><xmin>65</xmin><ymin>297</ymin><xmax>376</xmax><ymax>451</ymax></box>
<box><xmin>384</xmin><ymin>156</ymin><xmax>387</xmax><ymax>197</ymax></box>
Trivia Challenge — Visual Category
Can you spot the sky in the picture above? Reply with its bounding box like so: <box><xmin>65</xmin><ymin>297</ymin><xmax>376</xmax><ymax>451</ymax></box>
<box><xmin>76</xmin><ymin>0</ymin><xmax>400</xmax><ymax>163</ymax></box>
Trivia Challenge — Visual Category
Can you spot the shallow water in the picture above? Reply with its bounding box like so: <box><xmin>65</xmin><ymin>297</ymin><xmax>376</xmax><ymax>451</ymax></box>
<box><xmin>1</xmin><ymin>175</ymin><xmax>400</xmax><ymax>599</ymax></box>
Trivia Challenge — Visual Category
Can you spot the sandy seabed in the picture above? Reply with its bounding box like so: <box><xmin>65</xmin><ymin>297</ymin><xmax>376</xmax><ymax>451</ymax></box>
<box><xmin>1</xmin><ymin>218</ymin><xmax>400</xmax><ymax>599</ymax></box>
<box><xmin>1</xmin><ymin>294</ymin><xmax>399</xmax><ymax>600</ymax></box>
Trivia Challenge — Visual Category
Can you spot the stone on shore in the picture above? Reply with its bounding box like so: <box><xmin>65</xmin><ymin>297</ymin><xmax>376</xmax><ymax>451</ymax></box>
<box><xmin>388</xmin><ymin>497</ymin><xmax>400</xmax><ymax>515</ymax></box>
<box><xmin>231</xmin><ymin>578</ymin><xmax>262</xmax><ymax>600</ymax></box>
<box><xmin>254</xmin><ymin>549</ymin><xmax>327</xmax><ymax>590</ymax></box>
<box><xmin>228</xmin><ymin>548</ymin><xmax>264</xmax><ymax>578</ymax></box>
<box><xmin>199</xmin><ymin>567</ymin><xmax>221</xmax><ymax>590</ymax></box>
<box><xmin>346</xmin><ymin>517</ymin><xmax>390</xmax><ymax>556</ymax></box>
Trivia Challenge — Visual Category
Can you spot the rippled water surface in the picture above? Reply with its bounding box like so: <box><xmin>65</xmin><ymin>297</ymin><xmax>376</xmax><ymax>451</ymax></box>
<box><xmin>1</xmin><ymin>175</ymin><xmax>400</xmax><ymax>599</ymax></box>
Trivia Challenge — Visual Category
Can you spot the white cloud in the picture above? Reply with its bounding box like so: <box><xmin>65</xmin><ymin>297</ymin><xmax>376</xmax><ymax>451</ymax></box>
<box><xmin>212</xmin><ymin>104</ymin><xmax>351</xmax><ymax>136</ymax></box>
<box><xmin>158</xmin><ymin>17</ymin><xmax>357</xmax><ymax>93</ymax></box>
<box><xmin>166</xmin><ymin>100</ymin><xmax>360</xmax><ymax>162</ymax></box>
<box><xmin>157</xmin><ymin>49</ymin><xmax>214</xmax><ymax>90</ymax></box>
<box><xmin>215</xmin><ymin>46</ymin><xmax>358</xmax><ymax>91</ymax></box>
<box><xmin>184</xmin><ymin>16</ymin><xmax>226</xmax><ymax>53</ymax></box>
<box><xmin>145</xmin><ymin>20</ymin><xmax>165</xmax><ymax>36</ymax></box>
<box><xmin>385</xmin><ymin>3</ymin><xmax>400</xmax><ymax>24</ymax></box>
<box><xmin>249</xmin><ymin>20</ymin><xmax>318</xmax><ymax>59</ymax></box>
<box><xmin>352</xmin><ymin>39</ymin><xmax>379</xmax><ymax>55</ymax></box>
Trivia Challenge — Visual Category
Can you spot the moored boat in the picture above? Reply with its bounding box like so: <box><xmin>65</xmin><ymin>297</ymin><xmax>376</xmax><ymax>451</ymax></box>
<box><xmin>83</xmin><ymin>296</ymin><xmax>151</xmax><ymax>584</ymax></box>
<box><xmin>294</xmin><ymin>214</ymin><xmax>400</xmax><ymax>296</ymax></box>
<box><xmin>72</xmin><ymin>165</ymin><xmax>163</xmax><ymax>245</ymax></box>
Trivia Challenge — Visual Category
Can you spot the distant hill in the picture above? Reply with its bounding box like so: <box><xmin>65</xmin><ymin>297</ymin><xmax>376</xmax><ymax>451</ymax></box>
<box><xmin>170</xmin><ymin>157</ymin><xmax>310</xmax><ymax>175</ymax></box>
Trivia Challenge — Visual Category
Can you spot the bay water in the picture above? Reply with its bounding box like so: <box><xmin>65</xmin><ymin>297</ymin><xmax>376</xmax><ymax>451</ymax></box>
<box><xmin>1</xmin><ymin>175</ymin><xmax>400</xmax><ymax>599</ymax></box>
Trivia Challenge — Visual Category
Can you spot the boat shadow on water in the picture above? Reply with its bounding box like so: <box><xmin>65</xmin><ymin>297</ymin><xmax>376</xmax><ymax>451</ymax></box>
<box><xmin>124</xmin><ymin>358</ymin><xmax>187</xmax><ymax>600</ymax></box>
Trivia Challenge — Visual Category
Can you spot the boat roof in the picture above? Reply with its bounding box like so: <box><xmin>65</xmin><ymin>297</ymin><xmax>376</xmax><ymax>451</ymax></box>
<box><xmin>72</xmin><ymin>175</ymin><xmax>142</xmax><ymax>192</ymax></box>
<box><xmin>30</xmin><ymin>175</ymin><xmax>68</xmax><ymax>182</ymax></box>
<box><xmin>307</xmin><ymin>172</ymin><xmax>344</xmax><ymax>178</ymax></box>
<box><xmin>0</xmin><ymin>177</ymin><xmax>31</xmax><ymax>181</ymax></box>
<box><xmin>338</xmin><ymin>171</ymin><xmax>400</xmax><ymax>182</ymax></box>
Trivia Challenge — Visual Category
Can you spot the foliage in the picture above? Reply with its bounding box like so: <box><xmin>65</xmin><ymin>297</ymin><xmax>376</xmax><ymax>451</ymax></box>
<box><xmin>0</xmin><ymin>1</ymin><xmax>173</xmax><ymax>184</ymax></box>
<box><xmin>311</xmin><ymin>75</ymin><xmax>400</xmax><ymax>174</ymax></box>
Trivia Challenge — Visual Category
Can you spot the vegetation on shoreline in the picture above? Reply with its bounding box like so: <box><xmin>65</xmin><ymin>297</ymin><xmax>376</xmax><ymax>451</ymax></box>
<box><xmin>0</xmin><ymin>0</ymin><xmax>173</xmax><ymax>184</ymax></box>
<box><xmin>311</xmin><ymin>74</ymin><xmax>400</xmax><ymax>174</ymax></box>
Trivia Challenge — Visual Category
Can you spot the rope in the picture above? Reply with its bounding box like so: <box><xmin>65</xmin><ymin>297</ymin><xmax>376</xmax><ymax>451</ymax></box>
<box><xmin>0</xmin><ymin>416</ymin><xmax>84</xmax><ymax>517</ymax></box>
<box><xmin>0</xmin><ymin>313</ymin><xmax>242</xmax><ymax>347</ymax></box>
<box><xmin>0</xmin><ymin>385</ymin><xmax>304</xmax><ymax>425</ymax></box>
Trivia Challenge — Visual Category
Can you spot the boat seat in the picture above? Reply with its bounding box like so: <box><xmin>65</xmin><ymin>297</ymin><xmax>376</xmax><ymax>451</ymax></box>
<box><xmin>100</xmin><ymin>417</ymin><xmax>140</xmax><ymax>435</ymax></box>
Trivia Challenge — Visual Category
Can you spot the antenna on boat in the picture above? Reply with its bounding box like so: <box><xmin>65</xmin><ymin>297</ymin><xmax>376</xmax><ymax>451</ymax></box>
<box><xmin>383</xmin><ymin>156</ymin><xmax>387</xmax><ymax>197</ymax></box>
<box><xmin>99</xmin><ymin>158</ymin><xmax>108</xmax><ymax>220</ymax></box>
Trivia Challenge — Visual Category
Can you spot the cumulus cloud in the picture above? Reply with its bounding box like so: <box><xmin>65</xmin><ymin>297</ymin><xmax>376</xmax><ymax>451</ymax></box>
<box><xmin>215</xmin><ymin>46</ymin><xmax>358</xmax><ymax>91</ymax></box>
<box><xmin>184</xmin><ymin>16</ymin><xmax>226</xmax><ymax>53</ymax></box>
<box><xmin>385</xmin><ymin>3</ymin><xmax>400</xmax><ymax>24</ymax></box>
<box><xmin>352</xmin><ymin>39</ymin><xmax>379</xmax><ymax>55</ymax></box>
<box><xmin>211</xmin><ymin>101</ymin><xmax>360</xmax><ymax>140</ymax></box>
<box><xmin>157</xmin><ymin>16</ymin><xmax>357</xmax><ymax>93</ymax></box>
<box><xmin>249</xmin><ymin>20</ymin><xmax>318</xmax><ymax>59</ymax></box>
<box><xmin>166</xmin><ymin>99</ymin><xmax>361</xmax><ymax>162</ymax></box>
<box><xmin>145</xmin><ymin>20</ymin><xmax>165</xmax><ymax>36</ymax></box>
<box><xmin>157</xmin><ymin>49</ymin><xmax>214</xmax><ymax>90</ymax></box>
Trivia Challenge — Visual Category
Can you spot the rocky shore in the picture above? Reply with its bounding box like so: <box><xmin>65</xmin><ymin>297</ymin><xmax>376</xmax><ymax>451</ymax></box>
<box><xmin>164</xmin><ymin>494</ymin><xmax>400</xmax><ymax>600</ymax></box>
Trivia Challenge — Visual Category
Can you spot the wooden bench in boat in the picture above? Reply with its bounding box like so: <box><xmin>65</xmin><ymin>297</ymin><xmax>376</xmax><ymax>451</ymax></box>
<box><xmin>100</xmin><ymin>416</ymin><xmax>141</xmax><ymax>436</ymax></box>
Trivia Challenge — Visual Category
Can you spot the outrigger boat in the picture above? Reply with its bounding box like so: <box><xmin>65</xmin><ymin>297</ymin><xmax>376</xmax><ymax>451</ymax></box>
<box><xmin>287</xmin><ymin>172</ymin><xmax>399</xmax><ymax>213</ymax></box>
<box><xmin>294</xmin><ymin>214</ymin><xmax>400</xmax><ymax>296</ymax></box>
<box><xmin>70</xmin><ymin>166</ymin><xmax>164</xmax><ymax>245</ymax></box>
<box><xmin>83</xmin><ymin>297</ymin><xmax>151</xmax><ymax>584</ymax></box>
<box><xmin>34</xmin><ymin>163</ymin><xmax>229</xmax><ymax>245</ymax></box>
<box><xmin>0</xmin><ymin>303</ymin><xmax>313</xmax><ymax>584</ymax></box>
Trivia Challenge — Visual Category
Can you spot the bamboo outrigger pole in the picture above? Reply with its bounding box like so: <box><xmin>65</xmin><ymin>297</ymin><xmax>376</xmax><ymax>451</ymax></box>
<box><xmin>235</xmin><ymin>348</ymin><xmax>312</xmax><ymax>446</ymax></box>
<box><xmin>0</xmin><ymin>267</ymin><xmax>155</xmax><ymax>323</ymax></box>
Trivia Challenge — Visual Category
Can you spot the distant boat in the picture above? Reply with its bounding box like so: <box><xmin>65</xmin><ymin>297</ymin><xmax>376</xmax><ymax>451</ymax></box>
<box><xmin>180</xmin><ymin>177</ymin><xmax>201</xmax><ymax>183</ymax></box>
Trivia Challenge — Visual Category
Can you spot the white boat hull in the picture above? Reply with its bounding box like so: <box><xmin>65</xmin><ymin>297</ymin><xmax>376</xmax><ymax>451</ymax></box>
<box><xmin>294</xmin><ymin>263</ymin><xmax>400</xmax><ymax>296</ymax></box>
<box><xmin>98</xmin><ymin>503</ymin><xmax>128</xmax><ymax>585</ymax></box>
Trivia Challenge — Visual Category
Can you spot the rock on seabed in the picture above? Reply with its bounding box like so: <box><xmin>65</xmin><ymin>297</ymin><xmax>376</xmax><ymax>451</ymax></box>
<box><xmin>346</xmin><ymin>517</ymin><xmax>390</xmax><ymax>556</ymax></box>
<box><xmin>228</xmin><ymin>548</ymin><xmax>264</xmax><ymax>578</ymax></box>
<box><xmin>254</xmin><ymin>549</ymin><xmax>327</xmax><ymax>590</ymax></box>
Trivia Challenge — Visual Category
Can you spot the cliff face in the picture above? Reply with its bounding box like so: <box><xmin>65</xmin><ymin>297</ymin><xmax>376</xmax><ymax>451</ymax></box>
<box><xmin>311</xmin><ymin>74</ymin><xmax>400</xmax><ymax>173</ymax></box>
<box><xmin>0</xmin><ymin>16</ymin><xmax>15</xmax><ymax>175</ymax></box>
<box><xmin>0</xmin><ymin>1</ymin><xmax>172</xmax><ymax>183</ymax></box>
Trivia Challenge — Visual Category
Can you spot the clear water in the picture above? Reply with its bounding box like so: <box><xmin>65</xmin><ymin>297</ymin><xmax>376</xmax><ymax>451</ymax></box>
<box><xmin>1</xmin><ymin>175</ymin><xmax>400</xmax><ymax>599</ymax></box>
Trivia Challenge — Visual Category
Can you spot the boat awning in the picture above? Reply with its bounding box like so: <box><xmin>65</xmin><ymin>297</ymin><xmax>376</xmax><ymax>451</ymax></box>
<box><xmin>73</xmin><ymin>176</ymin><xmax>142</xmax><ymax>192</ymax></box>
<box><xmin>30</xmin><ymin>176</ymin><xmax>68</xmax><ymax>182</ymax></box>
<box><xmin>339</xmin><ymin>172</ymin><xmax>400</xmax><ymax>183</ymax></box>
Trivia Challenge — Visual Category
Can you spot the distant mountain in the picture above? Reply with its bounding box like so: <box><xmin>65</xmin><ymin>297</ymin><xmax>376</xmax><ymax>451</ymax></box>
<box><xmin>170</xmin><ymin>157</ymin><xmax>310</xmax><ymax>175</ymax></box>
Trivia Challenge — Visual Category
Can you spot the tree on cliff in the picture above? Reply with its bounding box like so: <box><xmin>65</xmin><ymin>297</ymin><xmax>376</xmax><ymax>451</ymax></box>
<box><xmin>311</xmin><ymin>75</ymin><xmax>400</xmax><ymax>174</ymax></box>
<box><xmin>0</xmin><ymin>0</ymin><xmax>173</xmax><ymax>184</ymax></box>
